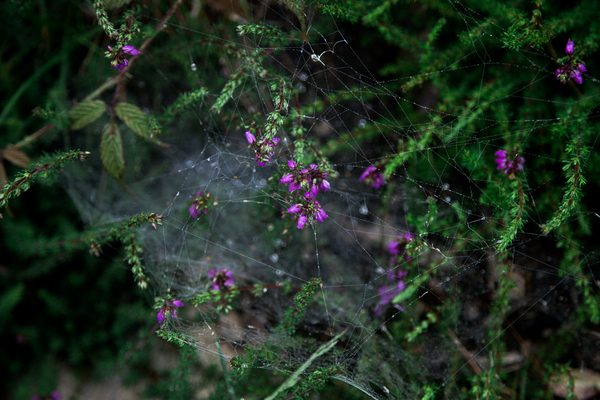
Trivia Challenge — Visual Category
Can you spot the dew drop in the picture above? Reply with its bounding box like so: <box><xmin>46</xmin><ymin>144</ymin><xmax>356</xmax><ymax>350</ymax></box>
<box><xmin>267</xmin><ymin>223</ymin><xmax>274</xmax><ymax>231</ymax></box>
<box><xmin>270</xmin><ymin>254</ymin><xmax>279</xmax><ymax>263</ymax></box>
<box><xmin>358</xmin><ymin>119</ymin><xmax>367</xmax><ymax>129</ymax></box>
<box><xmin>162</xmin><ymin>24</ymin><xmax>167</xmax><ymax>29</ymax></box>
<box><xmin>276</xmin><ymin>269</ymin><xmax>283</xmax><ymax>276</ymax></box>
<box><xmin>299</xmin><ymin>72</ymin><xmax>308</xmax><ymax>81</ymax></box>
<box><xmin>359</xmin><ymin>205</ymin><xmax>368</xmax><ymax>215</ymax></box>
<box><xmin>190</xmin><ymin>63</ymin><xmax>197</xmax><ymax>71</ymax></box>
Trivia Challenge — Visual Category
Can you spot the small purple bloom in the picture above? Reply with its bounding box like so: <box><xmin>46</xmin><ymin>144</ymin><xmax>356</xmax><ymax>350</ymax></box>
<box><xmin>360</xmin><ymin>165</ymin><xmax>385</xmax><ymax>189</ymax></box>
<box><xmin>375</xmin><ymin>269</ymin><xmax>408</xmax><ymax>315</ymax></box>
<box><xmin>495</xmin><ymin>150</ymin><xmax>524</xmax><ymax>175</ymax></box>
<box><xmin>578</xmin><ymin>63</ymin><xmax>587</xmax><ymax>73</ymax></box>
<box><xmin>51</xmin><ymin>392</ymin><xmax>61</xmax><ymax>400</ymax></box>
<box><xmin>298</xmin><ymin>214</ymin><xmax>308</xmax><ymax>229</ymax></box>
<box><xmin>245</xmin><ymin>131</ymin><xmax>256</xmax><ymax>145</ymax></box>
<box><xmin>157</xmin><ymin>299</ymin><xmax>183</xmax><ymax>323</ymax></box>
<box><xmin>570</xmin><ymin>70</ymin><xmax>583</xmax><ymax>84</ymax></box>
<box><xmin>209</xmin><ymin>269</ymin><xmax>234</xmax><ymax>291</ymax></box>
<box><xmin>566</xmin><ymin>38</ymin><xmax>574</xmax><ymax>55</ymax></box>
<box><xmin>288</xmin><ymin>204</ymin><xmax>302</xmax><ymax>213</ymax></box>
<box><xmin>288</xmin><ymin>160</ymin><xmax>297</xmax><ymax>169</ymax></box>
<box><xmin>123</xmin><ymin>45</ymin><xmax>140</xmax><ymax>55</ymax></box>
<box><xmin>189</xmin><ymin>191</ymin><xmax>211</xmax><ymax>219</ymax></box>
<box><xmin>388</xmin><ymin>233</ymin><xmax>413</xmax><ymax>261</ymax></box>
<box><xmin>281</xmin><ymin>174</ymin><xmax>294</xmax><ymax>184</ymax></box>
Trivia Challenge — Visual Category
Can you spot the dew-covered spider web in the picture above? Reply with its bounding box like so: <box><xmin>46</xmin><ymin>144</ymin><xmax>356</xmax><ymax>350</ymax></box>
<box><xmin>65</xmin><ymin>0</ymin><xmax>600</xmax><ymax>398</ymax></box>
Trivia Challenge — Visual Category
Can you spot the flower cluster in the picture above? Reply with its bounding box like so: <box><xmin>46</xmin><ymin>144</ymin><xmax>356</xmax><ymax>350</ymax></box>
<box><xmin>157</xmin><ymin>299</ymin><xmax>184</xmax><ymax>323</ymax></box>
<box><xmin>287</xmin><ymin>192</ymin><xmax>328</xmax><ymax>229</ymax></box>
<box><xmin>105</xmin><ymin>45</ymin><xmax>140</xmax><ymax>72</ymax></box>
<box><xmin>189</xmin><ymin>191</ymin><xmax>211</xmax><ymax>219</ymax></box>
<box><xmin>209</xmin><ymin>268</ymin><xmax>234</xmax><ymax>291</ymax></box>
<box><xmin>388</xmin><ymin>232</ymin><xmax>413</xmax><ymax>265</ymax></box>
<box><xmin>281</xmin><ymin>161</ymin><xmax>331</xmax><ymax>196</ymax></box>
<box><xmin>375</xmin><ymin>270</ymin><xmax>407</xmax><ymax>315</ymax></box>
<box><xmin>556</xmin><ymin>39</ymin><xmax>587</xmax><ymax>85</ymax></box>
<box><xmin>495</xmin><ymin>150</ymin><xmax>525</xmax><ymax>176</ymax></box>
<box><xmin>245</xmin><ymin>131</ymin><xmax>280</xmax><ymax>167</ymax></box>
<box><xmin>281</xmin><ymin>160</ymin><xmax>330</xmax><ymax>229</ymax></box>
<box><xmin>360</xmin><ymin>165</ymin><xmax>385</xmax><ymax>189</ymax></box>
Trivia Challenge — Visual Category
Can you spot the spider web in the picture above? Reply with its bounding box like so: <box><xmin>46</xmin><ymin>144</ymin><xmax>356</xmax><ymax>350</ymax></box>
<box><xmin>65</xmin><ymin>0</ymin><xmax>600</xmax><ymax>398</ymax></box>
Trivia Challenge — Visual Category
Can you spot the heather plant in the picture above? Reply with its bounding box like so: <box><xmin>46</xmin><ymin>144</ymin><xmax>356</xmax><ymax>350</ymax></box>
<box><xmin>3</xmin><ymin>0</ymin><xmax>600</xmax><ymax>399</ymax></box>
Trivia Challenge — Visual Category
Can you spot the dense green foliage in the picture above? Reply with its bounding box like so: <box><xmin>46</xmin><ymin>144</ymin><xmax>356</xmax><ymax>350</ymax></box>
<box><xmin>3</xmin><ymin>0</ymin><xmax>600</xmax><ymax>399</ymax></box>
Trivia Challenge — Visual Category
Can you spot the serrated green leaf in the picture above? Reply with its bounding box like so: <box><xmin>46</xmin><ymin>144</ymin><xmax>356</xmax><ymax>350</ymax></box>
<box><xmin>100</xmin><ymin>123</ymin><xmax>125</xmax><ymax>179</ymax></box>
<box><xmin>115</xmin><ymin>102</ymin><xmax>151</xmax><ymax>138</ymax></box>
<box><xmin>68</xmin><ymin>100</ymin><xmax>107</xmax><ymax>130</ymax></box>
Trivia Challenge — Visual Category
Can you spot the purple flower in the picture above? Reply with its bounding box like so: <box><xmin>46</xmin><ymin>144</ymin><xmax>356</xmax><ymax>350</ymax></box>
<box><xmin>556</xmin><ymin>39</ymin><xmax>587</xmax><ymax>85</ymax></box>
<box><xmin>281</xmin><ymin>174</ymin><xmax>294</xmax><ymax>184</ymax></box>
<box><xmin>157</xmin><ymin>299</ymin><xmax>184</xmax><ymax>323</ymax></box>
<box><xmin>245</xmin><ymin>131</ymin><xmax>256</xmax><ymax>145</ymax></box>
<box><xmin>281</xmin><ymin>161</ymin><xmax>330</xmax><ymax>195</ymax></box>
<box><xmin>570</xmin><ymin>70</ymin><xmax>583</xmax><ymax>84</ymax></box>
<box><xmin>209</xmin><ymin>269</ymin><xmax>234</xmax><ymax>291</ymax></box>
<box><xmin>189</xmin><ymin>191</ymin><xmax>211</xmax><ymax>219</ymax></box>
<box><xmin>287</xmin><ymin>204</ymin><xmax>302</xmax><ymax>213</ymax></box>
<box><xmin>123</xmin><ymin>45</ymin><xmax>140</xmax><ymax>55</ymax></box>
<box><xmin>566</xmin><ymin>38</ymin><xmax>574</xmax><ymax>55</ymax></box>
<box><xmin>375</xmin><ymin>269</ymin><xmax>408</xmax><ymax>315</ymax></box>
<box><xmin>286</xmin><ymin>194</ymin><xmax>328</xmax><ymax>229</ymax></box>
<box><xmin>107</xmin><ymin>45</ymin><xmax>139</xmax><ymax>72</ymax></box>
<box><xmin>495</xmin><ymin>150</ymin><xmax>525</xmax><ymax>176</ymax></box>
<box><xmin>360</xmin><ymin>165</ymin><xmax>385</xmax><ymax>189</ymax></box>
<box><xmin>388</xmin><ymin>233</ymin><xmax>413</xmax><ymax>264</ymax></box>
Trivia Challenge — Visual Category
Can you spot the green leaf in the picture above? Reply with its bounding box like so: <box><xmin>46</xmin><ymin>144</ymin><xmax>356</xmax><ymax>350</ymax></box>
<box><xmin>115</xmin><ymin>102</ymin><xmax>151</xmax><ymax>138</ymax></box>
<box><xmin>68</xmin><ymin>100</ymin><xmax>107</xmax><ymax>130</ymax></box>
<box><xmin>100</xmin><ymin>123</ymin><xmax>125</xmax><ymax>179</ymax></box>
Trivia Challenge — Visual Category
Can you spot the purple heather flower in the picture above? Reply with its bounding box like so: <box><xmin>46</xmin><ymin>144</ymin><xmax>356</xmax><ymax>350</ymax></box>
<box><xmin>375</xmin><ymin>269</ymin><xmax>408</xmax><ymax>315</ymax></box>
<box><xmin>578</xmin><ymin>63</ymin><xmax>587</xmax><ymax>73</ymax></box>
<box><xmin>123</xmin><ymin>45</ymin><xmax>140</xmax><ymax>55</ymax></box>
<box><xmin>157</xmin><ymin>299</ymin><xmax>184</xmax><ymax>323</ymax></box>
<box><xmin>209</xmin><ymin>269</ymin><xmax>234</xmax><ymax>291</ymax></box>
<box><xmin>570</xmin><ymin>70</ymin><xmax>583</xmax><ymax>84</ymax></box>
<box><xmin>288</xmin><ymin>204</ymin><xmax>302</xmax><ymax>213</ymax></box>
<box><xmin>298</xmin><ymin>214</ymin><xmax>308</xmax><ymax>229</ymax></box>
<box><xmin>388</xmin><ymin>233</ymin><xmax>413</xmax><ymax>264</ymax></box>
<box><xmin>566</xmin><ymin>38</ymin><xmax>574</xmax><ymax>55</ymax></box>
<box><xmin>245</xmin><ymin>131</ymin><xmax>256</xmax><ymax>145</ymax></box>
<box><xmin>281</xmin><ymin>174</ymin><xmax>294</xmax><ymax>184</ymax></box>
<box><xmin>360</xmin><ymin>165</ymin><xmax>385</xmax><ymax>189</ymax></box>
<box><xmin>286</xmin><ymin>193</ymin><xmax>328</xmax><ymax>229</ymax></box>
<box><xmin>189</xmin><ymin>191</ymin><xmax>211</xmax><ymax>219</ymax></box>
<box><xmin>254</xmin><ymin>137</ymin><xmax>279</xmax><ymax>167</ymax></box>
<box><xmin>495</xmin><ymin>150</ymin><xmax>525</xmax><ymax>175</ymax></box>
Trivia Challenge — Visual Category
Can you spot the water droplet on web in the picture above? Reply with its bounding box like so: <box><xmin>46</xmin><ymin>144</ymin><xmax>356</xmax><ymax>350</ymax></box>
<box><xmin>227</xmin><ymin>239</ymin><xmax>234</xmax><ymax>247</ymax></box>
<box><xmin>359</xmin><ymin>205</ymin><xmax>368</xmax><ymax>215</ymax></box>
<box><xmin>275</xmin><ymin>269</ymin><xmax>283</xmax><ymax>276</ymax></box>
<box><xmin>358</xmin><ymin>119</ymin><xmax>366</xmax><ymax>129</ymax></box>
<box><xmin>258</xmin><ymin>179</ymin><xmax>267</xmax><ymax>187</ymax></box>
<box><xmin>444</xmin><ymin>196</ymin><xmax>451</xmax><ymax>203</ymax></box>
<box><xmin>162</xmin><ymin>24</ymin><xmax>167</xmax><ymax>29</ymax></box>
<box><xmin>190</xmin><ymin>63</ymin><xmax>197</xmax><ymax>71</ymax></box>
<box><xmin>297</xmin><ymin>83</ymin><xmax>306</xmax><ymax>93</ymax></box>
<box><xmin>270</xmin><ymin>254</ymin><xmax>279</xmax><ymax>263</ymax></box>
<box><xmin>267</xmin><ymin>223</ymin><xmax>274</xmax><ymax>231</ymax></box>
<box><xmin>299</xmin><ymin>72</ymin><xmax>308</xmax><ymax>81</ymax></box>
<box><xmin>442</xmin><ymin>183</ymin><xmax>450</xmax><ymax>190</ymax></box>
<box><xmin>185</xmin><ymin>160</ymin><xmax>194</xmax><ymax>168</ymax></box>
